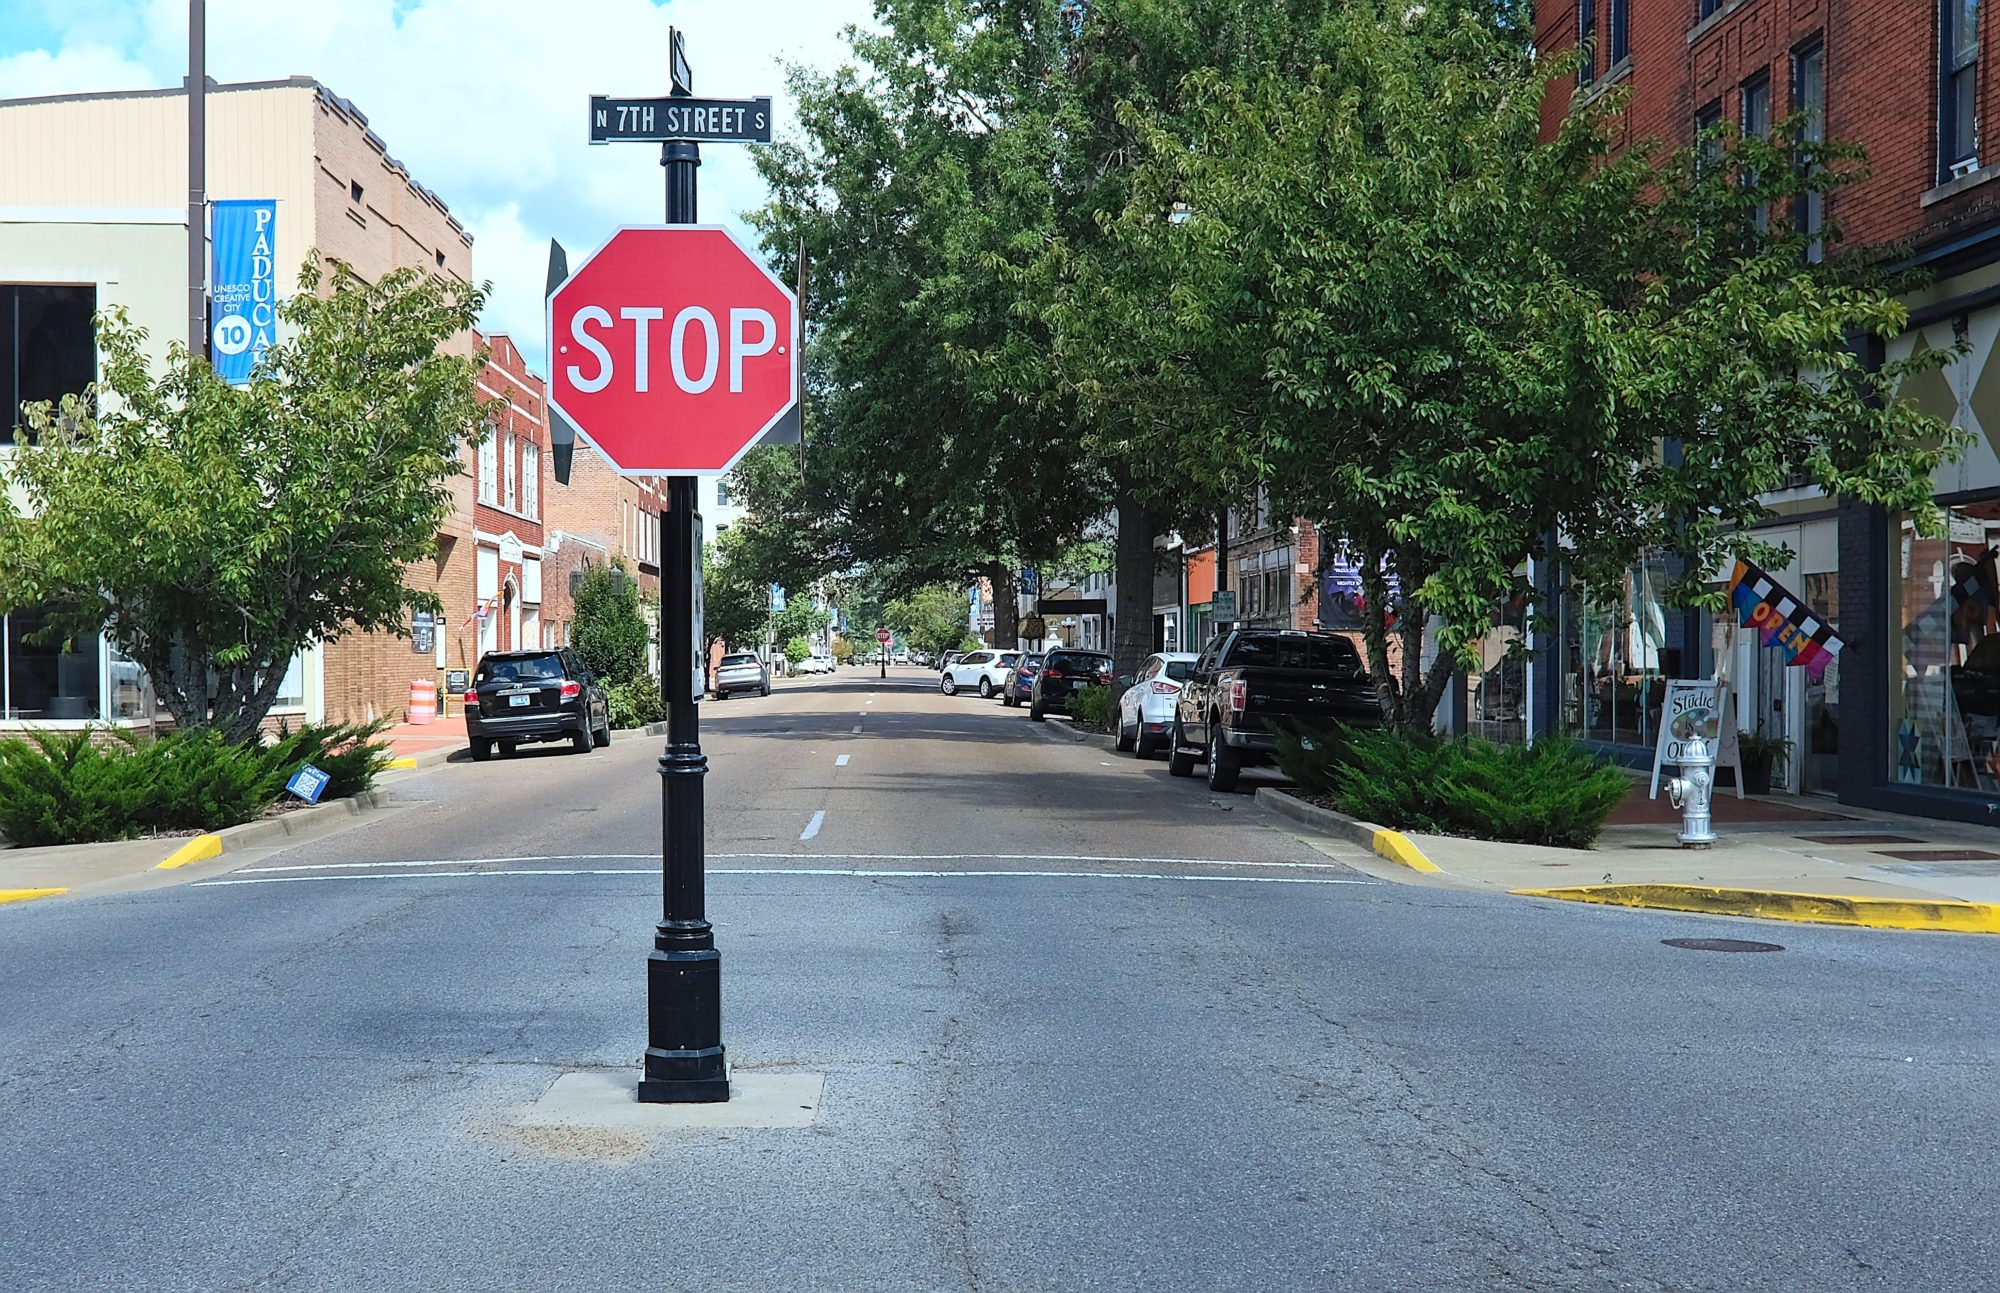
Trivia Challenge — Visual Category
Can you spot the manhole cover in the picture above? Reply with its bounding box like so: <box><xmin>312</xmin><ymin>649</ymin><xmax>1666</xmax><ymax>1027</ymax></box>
<box><xmin>1662</xmin><ymin>937</ymin><xmax>1785</xmax><ymax>953</ymax></box>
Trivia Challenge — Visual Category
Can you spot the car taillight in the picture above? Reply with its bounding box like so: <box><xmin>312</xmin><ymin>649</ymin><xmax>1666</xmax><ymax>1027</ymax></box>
<box><xmin>1229</xmin><ymin>679</ymin><xmax>1248</xmax><ymax>712</ymax></box>
<box><xmin>1043</xmin><ymin>667</ymin><xmax>1064</xmax><ymax>680</ymax></box>
<box><xmin>1150</xmin><ymin>680</ymin><xmax>1180</xmax><ymax>694</ymax></box>
<box><xmin>464</xmin><ymin>688</ymin><xmax>478</xmax><ymax>704</ymax></box>
<box><xmin>561</xmin><ymin>681</ymin><xmax>581</xmax><ymax>700</ymax></box>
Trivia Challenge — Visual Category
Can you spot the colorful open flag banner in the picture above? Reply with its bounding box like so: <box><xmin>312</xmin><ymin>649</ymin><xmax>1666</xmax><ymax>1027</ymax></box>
<box><xmin>1729</xmin><ymin>559</ymin><xmax>1843</xmax><ymax>679</ymax></box>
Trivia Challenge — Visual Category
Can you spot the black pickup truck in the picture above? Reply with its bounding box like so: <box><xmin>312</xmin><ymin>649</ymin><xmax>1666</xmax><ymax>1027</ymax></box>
<box><xmin>1168</xmin><ymin>628</ymin><xmax>1381</xmax><ymax>791</ymax></box>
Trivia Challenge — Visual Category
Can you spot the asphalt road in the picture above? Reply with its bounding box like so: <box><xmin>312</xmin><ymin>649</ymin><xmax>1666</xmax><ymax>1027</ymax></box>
<box><xmin>4</xmin><ymin>667</ymin><xmax>1998</xmax><ymax>1292</ymax></box>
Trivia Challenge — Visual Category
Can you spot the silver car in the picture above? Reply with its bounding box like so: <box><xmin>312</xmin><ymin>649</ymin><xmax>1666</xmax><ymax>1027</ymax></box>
<box><xmin>713</xmin><ymin>652</ymin><xmax>771</xmax><ymax>700</ymax></box>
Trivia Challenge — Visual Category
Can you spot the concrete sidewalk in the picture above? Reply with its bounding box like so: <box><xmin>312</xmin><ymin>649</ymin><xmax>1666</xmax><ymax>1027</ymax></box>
<box><xmin>1262</xmin><ymin>784</ymin><xmax>2000</xmax><ymax>933</ymax></box>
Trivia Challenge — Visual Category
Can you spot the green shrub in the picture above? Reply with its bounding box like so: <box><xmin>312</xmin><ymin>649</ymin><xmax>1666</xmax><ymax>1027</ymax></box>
<box><xmin>0</xmin><ymin>720</ymin><xmax>392</xmax><ymax>847</ymax></box>
<box><xmin>274</xmin><ymin>719</ymin><xmax>393</xmax><ymax>801</ymax></box>
<box><xmin>0</xmin><ymin>729</ymin><xmax>152</xmax><ymax>847</ymax></box>
<box><xmin>784</xmin><ymin>636</ymin><xmax>810</xmax><ymax>664</ymax></box>
<box><xmin>1069</xmin><ymin>684</ymin><xmax>1116</xmax><ymax>730</ymax></box>
<box><xmin>607</xmin><ymin>674</ymin><xmax>665</xmax><ymax>729</ymax></box>
<box><xmin>141</xmin><ymin>730</ymin><xmax>291</xmax><ymax>831</ymax></box>
<box><xmin>1273</xmin><ymin>725</ymin><xmax>1629</xmax><ymax>849</ymax></box>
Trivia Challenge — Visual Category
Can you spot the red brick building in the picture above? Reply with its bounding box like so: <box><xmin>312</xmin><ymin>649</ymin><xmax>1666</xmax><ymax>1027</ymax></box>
<box><xmin>466</xmin><ymin>333</ymin><xmax>550</xmax><ymax>660</ymax></box>
<box><xmin>1536</xmin><ymin>0</ymin><xmax>2000</xmax><ymax>821</ymax></box>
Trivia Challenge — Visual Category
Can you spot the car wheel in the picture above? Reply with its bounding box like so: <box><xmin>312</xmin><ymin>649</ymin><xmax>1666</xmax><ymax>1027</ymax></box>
<box><xmin>941</xmin><ymin>674</ymin><xmax>957</xmax><ymax>696</ymax></box>
<box><xmin>1115</xmin><ymin>713</ymin><xmax>1136</xmax><ymax>753</ymax></box>
<box><xmin>470</xmin><ymin>739</ymin><xmax>493</xmax><ymax>762</ymax></box>
<box><xmin>761</xmin><ymin>685</ymin><xmax>770</xmax><ymax>697</ymax></box>
<box><xmin>978</xmin><ymin>677</ymin><xmax>994</xmax><ymax>699</ymax></box>
<box><xmin>1029</xmin><ymin>700</ymin><xmax>1046</xmax><ymax>722</ymax></box>
<box><xmin>1166</xmin><ymin>719</ymin><xmax>1196</xmax><ymax>778</ymax></box>
<box><xmin>1135</xmin><ymin>724</ymin><xmax>1161</xmax><ymax>760</ymax></box>
<box><xmin>1206</xmin><ymin>722</ymin><xmax>1241</xmax><ymax>792</ymax></box>
<box><xmin>592</xmin><ymin>713</ymin><xmax>612</xmax><ymax>748</ymax></box>
<box><xmin>571</xmin><ymin>725</ymin><xmax>592</xmax><ymax>754</ymax></box>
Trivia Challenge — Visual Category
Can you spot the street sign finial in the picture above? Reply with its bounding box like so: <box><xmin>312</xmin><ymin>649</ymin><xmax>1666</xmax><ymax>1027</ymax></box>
<box><xmin>670</xmin><ymin>26</ymin><xmax>693</xmax><ymax>97</ymax></box>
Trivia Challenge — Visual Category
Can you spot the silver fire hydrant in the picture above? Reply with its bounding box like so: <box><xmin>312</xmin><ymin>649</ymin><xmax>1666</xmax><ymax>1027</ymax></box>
<box><xmin>1665</xmin><ymin>733</ymin><xmax>1718</xmax><ymax>848</ymax></box>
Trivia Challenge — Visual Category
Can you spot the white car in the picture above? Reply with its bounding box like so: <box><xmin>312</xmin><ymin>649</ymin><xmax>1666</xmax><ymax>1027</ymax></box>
<box><xmin>1115</xmin><ymin>651</ymin><xmax>1198</xmax><ymax>758</ymax></box>
<box><xmin>940</xmin><ymin>649</ymin><xmax>1021</xmax><ymax>698</ymax></box>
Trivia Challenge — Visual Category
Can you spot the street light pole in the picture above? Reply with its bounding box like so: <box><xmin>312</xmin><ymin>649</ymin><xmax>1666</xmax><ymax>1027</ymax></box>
<box><xmin>638</xmin><ymin>120</ymin><xmax>729</xmax><ymax>1103</ymax></box>
<box><xmin>186</xmin><ymin>0</ymin><xmax>206</xmax><ymax>358</ymax></box>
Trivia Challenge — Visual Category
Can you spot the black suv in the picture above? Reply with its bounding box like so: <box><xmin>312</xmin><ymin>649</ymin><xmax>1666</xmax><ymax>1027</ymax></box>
<box><xmin>1028</xmin><ymin>648</ymin><xmax>1114</xmax><ymax>721</ymax></box>
<box><xmin>465</xmin><ymin>648</ymin><xmax>612</xmax><ymax>760</ymax></box>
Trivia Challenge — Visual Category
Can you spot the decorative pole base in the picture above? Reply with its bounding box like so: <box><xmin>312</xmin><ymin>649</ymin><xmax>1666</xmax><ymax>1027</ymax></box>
<box><xmin>638</xmin><ymin>944</ymin><xmax>728</xmax><ymax>1103</ymax></box>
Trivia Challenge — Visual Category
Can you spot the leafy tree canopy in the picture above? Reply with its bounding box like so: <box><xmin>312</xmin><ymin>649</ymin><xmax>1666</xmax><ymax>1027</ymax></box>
<box><xmin>0</xmin><ymin>254</ymin><xmax>490</xmax><ymax>742</ymax></box>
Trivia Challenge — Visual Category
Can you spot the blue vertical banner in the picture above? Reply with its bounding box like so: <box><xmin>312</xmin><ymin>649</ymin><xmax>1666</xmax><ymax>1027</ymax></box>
<box><xmin>209</xmin><ymin>199</ymin><xmax>278</xmax><ymax>385</ymax></box>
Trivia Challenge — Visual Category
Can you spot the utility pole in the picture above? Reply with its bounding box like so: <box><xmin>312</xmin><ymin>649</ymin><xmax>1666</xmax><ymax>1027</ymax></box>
<box><xmin>186</xmin><ymin>0</ymin><xmax>207</xmax><ymax>358</ymax></box>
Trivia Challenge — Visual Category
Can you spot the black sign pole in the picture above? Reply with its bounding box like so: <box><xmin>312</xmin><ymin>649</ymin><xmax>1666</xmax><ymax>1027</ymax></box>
<box><xmin>637</xmin><ymin>37</ymin><xmax>729</xmax><ymax>1104</ymax></box>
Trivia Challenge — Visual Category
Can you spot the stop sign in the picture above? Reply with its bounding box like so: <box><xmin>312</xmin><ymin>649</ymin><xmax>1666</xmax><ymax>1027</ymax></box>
<box><xmin>876</xmin><ymin>628</ymin><xmax>892</xmax><ymax>645</ymax></box>
<box><xmin>547</xmin><ymin>225</ymin><xmax>797</xmax><ymax>476</ymax></box>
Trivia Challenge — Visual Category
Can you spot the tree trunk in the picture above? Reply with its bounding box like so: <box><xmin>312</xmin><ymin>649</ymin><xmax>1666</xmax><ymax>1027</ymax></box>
<box><xmin>986</xmin><ymin>562</ymin><xmax>1018</xmax><ymax>648</ymax></box>
<box><xmin>1111</xmin><ymin>466</ymin><xmax>1157</xmax><ymax>682</ymax></box>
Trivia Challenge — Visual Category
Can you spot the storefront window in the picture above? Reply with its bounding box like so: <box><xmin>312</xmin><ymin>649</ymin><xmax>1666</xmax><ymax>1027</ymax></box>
<box><xmin>108</xmin><ymin>645</ymin><xmax>149</xmax><ymax>720</ymax></box>
<box><xmin>1892</xmin><ymin>499</ymin><xmax>2000</xmax><ymax>792</ymax></box>
<box><xmin>1802</xmin><ymin>572</ymin><xmax>1840</xmax><ymax>795</ymax></box>
<box><xmin>3</xmin><ymin>608</ymin><xmax>101</xmax><ymax>721</ymax></box>
<box><xmin>1466</xmin><ymin>592</ymin><xmax>1529</xmax><ymax>745</ymax></box>
<box><xmin>1560</xmin><ymin>554</ymin><xmax>1672</xmax><ymax>749</ymax></box>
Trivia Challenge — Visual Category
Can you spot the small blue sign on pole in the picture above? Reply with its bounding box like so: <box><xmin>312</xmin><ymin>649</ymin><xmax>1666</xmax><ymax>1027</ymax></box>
<box><xmin>210</xmin><ymin>199</ymin><xmax>278</xmax><ymax>385</ymax></box>
<box><xmin>285</xmin><ymin>764</ymin><xmax>331</xmax><ymax>805</ymax></box>
<box><xmin>770</xmin><ymin>584</ymin><xmax>785</xmax><ymax>611</ymax></box>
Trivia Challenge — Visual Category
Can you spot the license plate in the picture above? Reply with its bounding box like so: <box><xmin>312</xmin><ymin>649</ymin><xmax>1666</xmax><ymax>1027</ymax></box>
<box><xmin>1070</xmin><ymin>680</ymin><xmax>1086</xmax><ymax>691</ymax></box>
<box><xmin>509</xmin><ymin>693</ymin><xmax>530</xmax><ymax>707</ymax></box>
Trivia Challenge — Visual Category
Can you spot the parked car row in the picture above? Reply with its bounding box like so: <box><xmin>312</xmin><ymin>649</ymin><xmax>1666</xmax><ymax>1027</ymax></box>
<box><xmin>939</xmin><ymin>628</ymin><xmax>1383</xmax><ymax>793</ymax></box>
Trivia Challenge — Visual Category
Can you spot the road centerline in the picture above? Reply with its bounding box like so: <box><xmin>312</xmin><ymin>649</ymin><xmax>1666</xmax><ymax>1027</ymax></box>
<box><xmin>800</xmin><ymin>810</ymin><xmax>826</xmax><ymax>841</ymax></box>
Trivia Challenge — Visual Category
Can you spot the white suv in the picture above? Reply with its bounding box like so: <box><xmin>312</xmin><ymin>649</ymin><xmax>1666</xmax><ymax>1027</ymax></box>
<box><xmin>940</xmin><ymin>649</ymin><xmax>1021</xmax><ymax>698</ymax></box>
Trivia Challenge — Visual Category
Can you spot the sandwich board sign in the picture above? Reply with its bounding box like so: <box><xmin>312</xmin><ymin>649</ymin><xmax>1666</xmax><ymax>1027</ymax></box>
<box><xmin>1648</xmin><ymin>679</ymin><xmax>1744</xmax><ymax>800</ymax></box>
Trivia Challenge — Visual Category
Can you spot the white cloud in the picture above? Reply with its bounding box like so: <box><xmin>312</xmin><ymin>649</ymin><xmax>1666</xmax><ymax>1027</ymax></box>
<box><xmin>0</xmin><ymin>0</ymin><xmax>876</xmax><ymax>369</ymax></box>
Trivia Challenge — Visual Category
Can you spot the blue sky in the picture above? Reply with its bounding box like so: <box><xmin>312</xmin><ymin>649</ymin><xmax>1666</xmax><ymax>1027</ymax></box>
<box><xmin>0</xmin><ymin>0</ymin><xmax>875</xmax><ymax>370</ymax></box>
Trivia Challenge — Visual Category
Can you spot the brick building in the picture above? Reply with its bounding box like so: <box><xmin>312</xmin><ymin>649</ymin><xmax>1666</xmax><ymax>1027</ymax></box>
<box><xmin>539</xmin><ymin>440</ymin><xmax>667</xmax><ymax>670</ymax></box>
<box><xmin>1533</xmin><ymin>1</ymin><xmax>2000</xmax><ymax>821</ymax></box>
<box><xmin>0</xmin><ymin>77</ymin><xmax>479</xmax><ymax>730</ymax></box>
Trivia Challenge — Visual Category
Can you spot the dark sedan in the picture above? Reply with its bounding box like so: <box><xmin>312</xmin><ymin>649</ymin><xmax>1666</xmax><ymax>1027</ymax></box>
<box><xmin>465</xmin><ymin>648</ymin><xmax>612</xmax><ymax>760</ymax></box>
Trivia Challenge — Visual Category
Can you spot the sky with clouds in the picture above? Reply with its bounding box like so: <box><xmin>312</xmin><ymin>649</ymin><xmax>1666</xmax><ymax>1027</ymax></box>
<box><xmin>0</xmin><ymin>0</ymin><xmax>876</xmax><ymax>371</ymax></box>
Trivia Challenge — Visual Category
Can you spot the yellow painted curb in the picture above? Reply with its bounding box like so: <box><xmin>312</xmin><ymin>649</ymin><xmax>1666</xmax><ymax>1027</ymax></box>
<box><xmin>156</xmin><ymin>833</ymin><xmax>223</xmax><ymax>870</ymax></box>
<box><xmin>385</xmin><ymin>757</ymin><xmax>419</xmax><ymax>770</ymax></box>
<box><xmin>1371</xmin><ymin>829</ymin><xmax>1441</xmax><ymax>874</ymax></box>
<box><xmin>1511</xmin><ymin>884</ymin><xmax>2000</xmax><ymax>934</ymax></box>
<box><xmin>0</xmin><ymin>887</ymin><xmax>68</xmax><ymax>906</ymax></box>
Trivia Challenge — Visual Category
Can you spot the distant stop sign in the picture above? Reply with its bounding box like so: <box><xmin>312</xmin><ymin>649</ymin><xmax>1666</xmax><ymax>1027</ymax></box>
<box><xmin>548</xmin><ymin>225</ymin><xmax>798</xmax><ymax>476</ymax></box>
<box><xmin>876</xmin><ymin>628</ymin><xmax>892</xmax><ymax>645</ymax></box>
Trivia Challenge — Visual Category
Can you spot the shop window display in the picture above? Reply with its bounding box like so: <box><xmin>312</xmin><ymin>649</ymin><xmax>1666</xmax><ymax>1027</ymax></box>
<box><xmin>1893</xmin><ymin>499</ymin><xmax>2000</xmax><ymax>792</ymax></box>
<box><xmin>1561</xmin><ymin>554</ymin><xmax>1672</xmax><ymax>749</ymax></box>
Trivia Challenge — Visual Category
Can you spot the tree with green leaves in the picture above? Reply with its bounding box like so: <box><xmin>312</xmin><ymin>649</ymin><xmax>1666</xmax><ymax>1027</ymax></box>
<box><xmin>886</xmin><ymin>583</ymin><xmax>973</xmax><ymax>658</ymax></box>
<box><xmin>703</xmin><ymin>528</ymin><xmax>776</xmax><ymax>661</ymax></box>
<box><xmin>572</xmin><ymin>560</ymin><xmax>650</xmax><ymax>686</ymax></box>
<box><xmin>1048</xmin><ymin>1</ymin><xmax>1963</xmax><ymax>729</ymax></box>
<box><xmin>0</xmin><ymin>254</ymin><xmax>490</xmax><ymax>743</ymax></box>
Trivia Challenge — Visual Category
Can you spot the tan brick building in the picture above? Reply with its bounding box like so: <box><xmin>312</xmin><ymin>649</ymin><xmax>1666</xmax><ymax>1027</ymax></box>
<box><xmin>0</xmin><ymin>77</ymin><xmax>483</xmax><ymax>728</ymax></box>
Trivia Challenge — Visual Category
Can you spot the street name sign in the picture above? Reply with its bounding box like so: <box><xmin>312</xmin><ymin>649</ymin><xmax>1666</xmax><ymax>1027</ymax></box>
<box><xmin>547</xmin><ymin>225</ymin><xmax>799</xmax><ymax>476</ymax></box>
<box><xmin>589</xmin><ymin>96</ymin><xmax>773</xmax><ymax>144</ymax></box>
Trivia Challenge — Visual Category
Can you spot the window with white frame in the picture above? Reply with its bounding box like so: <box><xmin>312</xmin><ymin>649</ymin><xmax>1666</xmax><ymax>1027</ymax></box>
<box><xmin>503</xmin><ymin>432</ymin><xmax>517</xmax><ymax>510</ymax></box>
<box><xmin>478</xmin><ymin>433</ymin><xmax>497</xmax><ymax>505</ymax></box>
<box><xmin>522</xmin><ymin>442</ymin><xmax>539</xmax><ymax>518</ymax></box>
<box><xmin>1942</xmin><ymin>0</ymin><xmax>1981</xmax><ymax>178</ymax></box>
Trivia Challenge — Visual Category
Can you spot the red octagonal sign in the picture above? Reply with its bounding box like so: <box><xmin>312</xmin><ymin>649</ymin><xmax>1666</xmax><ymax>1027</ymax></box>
<box><xmin>547</xmin><ymin>225</ymin><xmax>797</xmax><ymax>476</ymax></box>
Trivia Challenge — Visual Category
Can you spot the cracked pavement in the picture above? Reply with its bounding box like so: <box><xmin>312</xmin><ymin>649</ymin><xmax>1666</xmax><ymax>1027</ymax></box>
<box><xmin>3</xmin><ymin>667</ymin><xmax>1998</xmax><ymax>1291</ymax></box>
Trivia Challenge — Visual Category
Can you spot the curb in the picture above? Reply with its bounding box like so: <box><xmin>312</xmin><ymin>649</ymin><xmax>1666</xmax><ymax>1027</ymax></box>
<box><xmin>1512</xmin><ymin>883</ymin><xmax>2000</xmax><ymax>934</ymax></box>
<box><xmin>157</xmin><ymin>834</ymin><xmax>223</xmax><ymax>870</ymax></box>
<box><xmin>1045</xmin><ymin>716</ymin><xmax>1117</xmax><ymax>750</ymax></box>
<box><xmin>1</xmin><ymin>887</ymin><xmax>67</xmax><ymax>906</ymax></box>
<box><xmin>152</xmin><ymin>789</ymin><xmax>391</xmax><ymax>870</ymax></box>
<box><xmin>1254</xmin><ymin>787</ymin><xmax>1441</xmax><ymax>874</ymax></box>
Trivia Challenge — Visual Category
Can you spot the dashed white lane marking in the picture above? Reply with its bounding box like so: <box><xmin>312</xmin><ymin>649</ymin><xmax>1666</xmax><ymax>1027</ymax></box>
<box><xmin>196</xmin><ymin>868</ymin><xmax>1376</xmax><ymax>889</ymax></box>
<box><xmin>835</xmin><ymin>754</ymin><xmax>850</xmax><ymax>767</ymax></box>
<box><xmin>233</xmin><ymin>852</ymin><xmax>1360</xmax><ymax>875</ymax></box>
<box><xmin>851</xmin><ymin>724</ymin><xmax>862</xmax><ymax>733</ymax></box>
<box><xmin>800</xmin><ymin>810</ymin><xmax>826</xmax><ymax>841</ymax></box>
